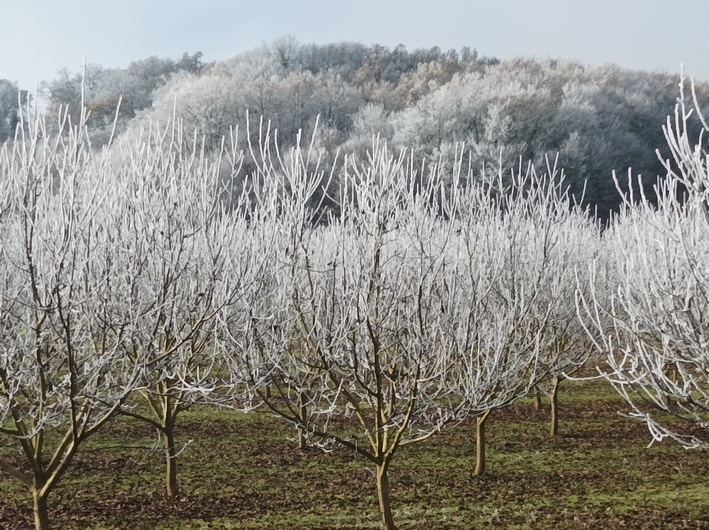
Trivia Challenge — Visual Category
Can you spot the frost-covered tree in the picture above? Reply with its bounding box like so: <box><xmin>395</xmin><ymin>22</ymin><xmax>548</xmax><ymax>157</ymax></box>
<box><xmin>223</xmin><ymin>137</ymin><xmax>555</xmax><ymax>529</ymax></box>
<box><xmin>444</xmin><ymin>158</ymin><xmax>597</xmax><ymax>472</ymax></box>
<box><xmin>138</xmin><ymin>69</ymin><xmax>246</xmax><ymax>150</ymax></box>
<box><xmin>235</xmin><ymin>147</ymin><xmax>468</xmax><ymax>530</ymax></box>
<box><xmin>579</xmin><ymin>79</ymin><xmax>709</xmax><ymax>448</ymax></box>
<box><xmin>42</xmin><ymin>53</ymin><xmax>206</xmax><ymax>146</ymax></box>
<box><xmin>343</xmin><ymin>103</ymin><xmax>394</xmax><ymax>156</ymax></box>
<box><xmin>0</xmin><ymin>112</ymin><xmax>143</xmax><ymax>530</ymax></box>
<box><xmin>106</xmin><ymin>125</ymin><xmax>256</xmax><ymax>497</ymax></box>
<box><xmin>495</xmin><ymin>161</ymin><xmax>601</xmax><ymax>437</ymax></box>
<box><xmin>42</xmin><ymin>64</ymin><xmax>138</xmax><ymax>143</ymax></box>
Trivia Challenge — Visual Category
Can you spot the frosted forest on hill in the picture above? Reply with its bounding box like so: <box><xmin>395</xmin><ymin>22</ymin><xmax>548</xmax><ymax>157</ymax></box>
<box><xmin>2</xmin><ymin>38</ymin><xmax>708</xmax><ymax>222</ymax></box>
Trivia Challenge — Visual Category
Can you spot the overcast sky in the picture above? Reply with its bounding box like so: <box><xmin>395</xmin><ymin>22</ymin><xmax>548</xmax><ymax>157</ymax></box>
<box><xmin>2</xmin><ymin>0</ymin><xmax>707</xmax><ymax>90</ymax></box>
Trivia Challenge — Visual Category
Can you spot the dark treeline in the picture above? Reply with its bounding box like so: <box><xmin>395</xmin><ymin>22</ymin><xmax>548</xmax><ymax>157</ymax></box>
<box><xmin>2</xmin><ymin>37</ymin><xmax>708</xmax><ymax>221</ymax></box>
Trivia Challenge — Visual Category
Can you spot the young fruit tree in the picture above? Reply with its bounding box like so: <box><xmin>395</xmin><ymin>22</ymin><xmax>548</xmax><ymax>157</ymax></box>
<box><xmin>578</xmin><ymin>80</ymin><xmax>709</xmax><ymax>448</ymax></box>
<box><xmin>441</xmin><ymin>159</ymin><xmax>594</xmax><ymax>474</ymax></box>
<box><xmin>501</xmin><ymin>162</ymin><xmax>601</xmax><ymax>438</ymax></box>
<box><xmin>0</xmin><ymin>117</ymin><xmax>143</xmax><ymax>530</ymax></box>
<box><xmin>238</xmin><ymin>146</ymin><xmax>466</xmax><ymax>530</ymax></box>
<box><xmin>227</xmin><ymin>137</ymin><xmax>551</xmax><ymax>530</ymax></box>
<box><xmin>108</xmin><ymin>123</ymin><xmax>261</xmax><ymax>497</ymax></box>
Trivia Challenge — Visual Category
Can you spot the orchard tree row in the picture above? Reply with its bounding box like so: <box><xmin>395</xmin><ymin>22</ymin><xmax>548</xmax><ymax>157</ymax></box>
<box><xmin>2</xmin><ymin>81</ymin><xmax>709</xmax><ymax>530</ymax></box>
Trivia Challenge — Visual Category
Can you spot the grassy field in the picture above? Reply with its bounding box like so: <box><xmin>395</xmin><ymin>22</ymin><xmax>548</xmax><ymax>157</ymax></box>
<box><xmin>1</xmin><ymin>379</ymin><xmax>709</xmax><ymax>529</ymax></box>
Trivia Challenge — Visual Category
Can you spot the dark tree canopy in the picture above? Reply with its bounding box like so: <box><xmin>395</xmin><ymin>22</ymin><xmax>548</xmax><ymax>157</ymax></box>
<box><xmin>0</xmin><ymin>79</ymin><xmax>28</xmax><ymax>142</ymax></box>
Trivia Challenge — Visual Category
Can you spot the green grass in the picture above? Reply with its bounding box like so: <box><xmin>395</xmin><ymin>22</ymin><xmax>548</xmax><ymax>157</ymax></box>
<box><xmin>1</xmin><ymin>379</ymin><xmax>708</xmax><ymax>529</ymax></box>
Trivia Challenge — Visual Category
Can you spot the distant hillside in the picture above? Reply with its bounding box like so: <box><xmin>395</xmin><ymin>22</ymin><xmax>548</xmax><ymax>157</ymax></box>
<box><xmin>6</xmin><ymin>39</ymin><xmax>709</xmax><ymax>220</ymax></box>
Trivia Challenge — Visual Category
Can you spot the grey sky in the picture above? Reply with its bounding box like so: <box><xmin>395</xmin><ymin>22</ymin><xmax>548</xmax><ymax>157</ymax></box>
<box><xmin>2</xmin><ymin>0</ymin><xmax>707</xmax><ymax>90</ymax></box>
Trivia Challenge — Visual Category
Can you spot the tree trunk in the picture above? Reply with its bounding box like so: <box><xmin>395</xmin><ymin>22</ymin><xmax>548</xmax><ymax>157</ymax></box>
<box><xmin>376</xmin><ymin>462</ymin><xmax>397</xmax><ymax>530</ymax></box>
<box><xmin>550</xmin><ymin>375</ymin><xmax>561</xmax><ymax>437</ymax></box>
<box><xmin>533</xmin><ymin>387</ymin><xmax>542</xmax><ymax>411</ymax></box>
<box><xmin>32</xmin><ymin>487</ymin><xmax>50</xmax><ymax>530</ymax></box>
<box><xmin>163</xmin><ymin>428</ymin><xmax>179</xmax><ymax>497</ymax></box>
<box><xmin>297</xmin><ymin>391</ymin><xmax>307</xmax><ymax>451</ymax></box>
<box><xmin>475</xmin><ymin>410</ymin><xmax>491</xmax><ymax>476</ymax></box>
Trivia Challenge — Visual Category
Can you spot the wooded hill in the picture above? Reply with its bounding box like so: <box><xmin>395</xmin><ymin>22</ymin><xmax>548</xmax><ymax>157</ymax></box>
<box><xmin>3</xmin><ymin>38</ymin><xmax>708</xmax><ymax>221</ymax></box>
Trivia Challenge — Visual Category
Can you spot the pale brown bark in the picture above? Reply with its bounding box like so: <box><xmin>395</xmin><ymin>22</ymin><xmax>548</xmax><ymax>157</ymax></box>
<box><xmin>533</xmin><ymin>387</ymin><xmax>543</xmax><ymax>411</ymax></box>
<box><xmin>474</xmin><ymin>410</ymin><xmax>491</xmax><ymax>476</ymax></box>
<box><xmin>163</xmin><ymin>428</ymin><xmax>179</xmax><ymax>497</ymax></box>
<box><xmin>297</xmin><ymin>391</ymin><xmax>307</xmax><ymax>450</ymax></box>
<box><xmin>376</xmin><ymin>462</ymin><xmax>397</xmax><ymax>530</ymax></box>
<box><xmin>550</xmin><ymin>375</ymin><xmax>561</xmax><ymax>437</ymax></box>
<box><xmin>32</xmin><ymin>487</ymin><xmax>50</xmax><ymax>530</ymax></box>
